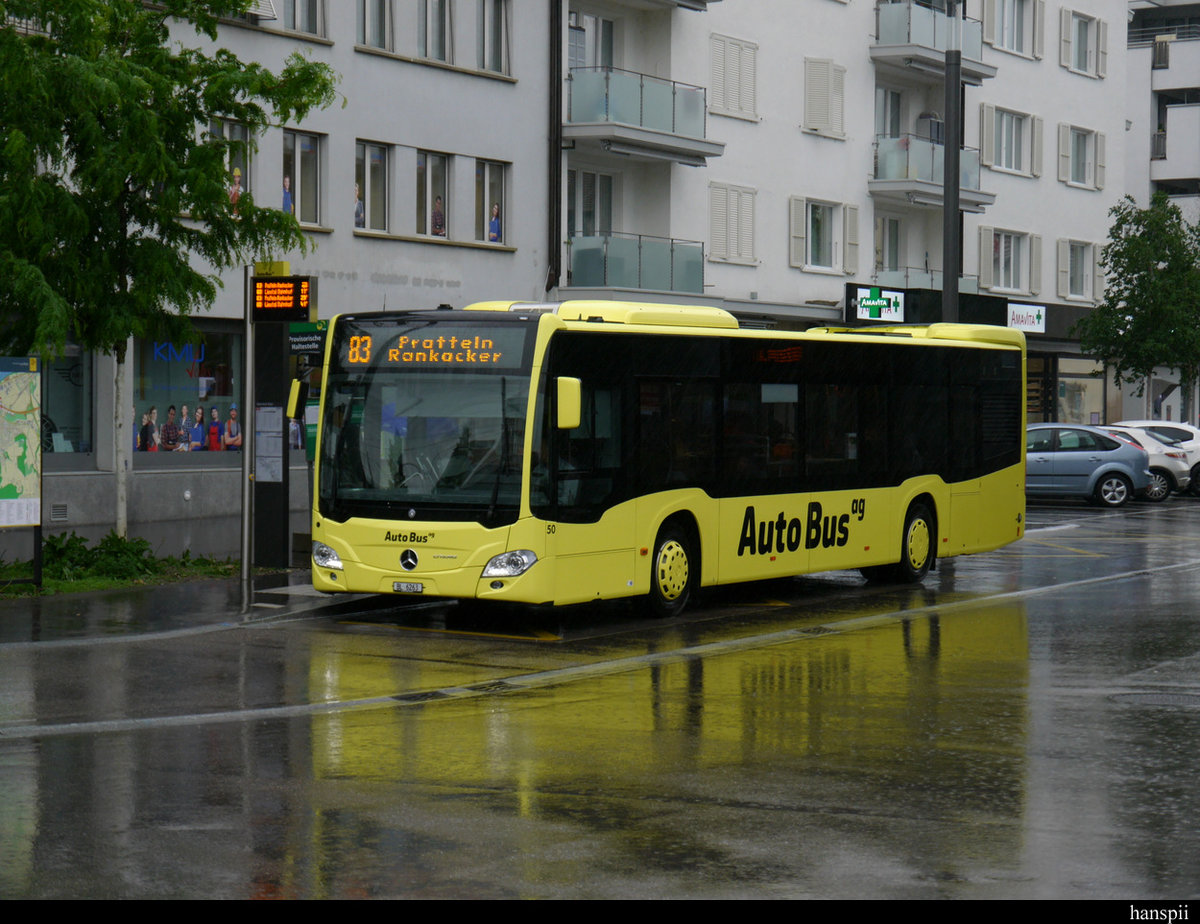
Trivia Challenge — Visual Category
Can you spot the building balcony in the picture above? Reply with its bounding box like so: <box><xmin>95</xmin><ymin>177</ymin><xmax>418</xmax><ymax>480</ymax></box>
<box><xmin>870</xmin><ymin>1</ymin><xmax>996</xmax><ymax>86</ymax></box>
<box><xmin>1150</xmin><ymin>104</ymin><xmax>1200</xmax><ymax>183</ymax></box>
<box><xmin>869</xmin><ymin>134</ymin><xmax>996</xmax><ymax>213</ymax></box>
<box><xmin>565</xmin><ymin>67</ymin><xmax>724</xmax><ymax>166</ymax></box>
<box><xmin>1151</xmin><ymin>37</ymin><xmax>1200</xmax><ymax>92</ymax></box>
<box><xmin>568</xmin><ymin>231</ymin><xmax>704</xmax><ymax>294</ymax></box>
<box><xmin>872</xmin><ymin>267</ymin><xmax>980</xmax><ymax>294</ymax></box>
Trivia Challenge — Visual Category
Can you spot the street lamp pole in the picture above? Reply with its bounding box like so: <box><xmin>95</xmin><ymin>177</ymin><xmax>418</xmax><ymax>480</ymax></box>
<box><xmin>943</xmin><ymin>0</ymin><xmax>962</xmax><ymax>323</ymax></box>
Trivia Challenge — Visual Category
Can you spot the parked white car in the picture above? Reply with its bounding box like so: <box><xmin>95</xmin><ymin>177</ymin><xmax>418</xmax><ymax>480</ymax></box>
<box><xmin>1114</xmin><ymin>420</ymin><xmax>1200</xmax><ymax>497</ymax></box>
<box><xmin>1102</xmin><ymin>426</ymin><xmax>1191</xmax><ymax>502</ymax></box>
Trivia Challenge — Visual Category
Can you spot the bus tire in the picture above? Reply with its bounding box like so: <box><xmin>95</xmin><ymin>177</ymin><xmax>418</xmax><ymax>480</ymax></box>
<box><xmin>647</xmin><ymin>524</ymin><xmax>694</xmax><ymax>618</ymax></box>
<box><xmin>893</xmin><ymin>503</ymin><xmax>934</xmax><ymax>583</ymax></box>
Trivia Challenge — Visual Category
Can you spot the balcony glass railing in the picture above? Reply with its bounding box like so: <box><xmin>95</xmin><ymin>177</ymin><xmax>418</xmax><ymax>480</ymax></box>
<box><xmin>569</xmin><ymin>232</ymin><xmax>704</xmax><ymax>294</ymax></box>
<box><xmin>873</xmin><ymin>267</ymin><xmax>980</xmax><ymax>294</ymax></box>
<box><xmin>568</xmin><ymin>67</ymin><xmax>707</xmax><ymax>138</ymax></box>
<box><xmin>876</xmin><ymin>1</ymin><xmax>984</xmax><ymax>61</ymax></box>
<box><xmin>873</xmin><ymin>134</ymin><xmax>983</xmax><ymax>191</ymax></box>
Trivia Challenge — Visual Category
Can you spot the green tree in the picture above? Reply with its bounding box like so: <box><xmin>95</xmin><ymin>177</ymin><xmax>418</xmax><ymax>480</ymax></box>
<box><xmin>1075</xmin><ymin>193</ymin><xmax>1200</xmax><ymax>406</ymax></box>
<box><xmin>0</xmin><ymin>0</ymin><xmax>336</xmax><ymax>532</ymax></box>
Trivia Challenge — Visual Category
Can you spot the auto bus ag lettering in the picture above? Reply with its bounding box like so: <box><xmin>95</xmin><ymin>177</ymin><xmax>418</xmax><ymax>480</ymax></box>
<box><xmin>737</xmin><ymin>499</ymin><xmax>867</xmax><ymax>556</ymax></box>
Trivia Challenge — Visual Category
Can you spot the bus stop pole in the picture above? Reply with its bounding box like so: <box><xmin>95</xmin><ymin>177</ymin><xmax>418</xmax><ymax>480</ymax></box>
<box><xmin>240</xmin><ymin>265</ymin><xmax>255</xmax><ymax>585</ymax></box>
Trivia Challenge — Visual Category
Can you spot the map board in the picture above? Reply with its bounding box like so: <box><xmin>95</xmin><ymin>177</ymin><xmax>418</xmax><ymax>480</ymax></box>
<box><xmin>0</xmin><ymin>357</ymin><xmax>41</xmax><ymax>527</ymax></box>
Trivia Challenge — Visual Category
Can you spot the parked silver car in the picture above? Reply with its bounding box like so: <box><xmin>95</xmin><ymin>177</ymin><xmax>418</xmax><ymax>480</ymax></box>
<box><xmin>1026</xmin><ymin>423</ymin><xmax>1151</xmax><ymax>508</ymax></box>
<box><xmin>1101</xmin><ymin>426</ymin><xmax>1191</xmax><ymax>502</ymax></box>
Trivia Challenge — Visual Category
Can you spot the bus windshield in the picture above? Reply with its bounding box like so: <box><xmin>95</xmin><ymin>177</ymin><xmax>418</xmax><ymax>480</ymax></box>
<box><xmin>318</xmin><ymin>316</ymin><xmax>534</xmax><ymax>525</ymax></box>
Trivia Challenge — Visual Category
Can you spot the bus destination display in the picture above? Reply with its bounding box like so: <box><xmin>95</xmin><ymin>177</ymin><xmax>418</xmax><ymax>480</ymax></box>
<box><xmin>340</xmin><ymin>325</ymin><xmax>527</xmax><ymax>370</ymax></box>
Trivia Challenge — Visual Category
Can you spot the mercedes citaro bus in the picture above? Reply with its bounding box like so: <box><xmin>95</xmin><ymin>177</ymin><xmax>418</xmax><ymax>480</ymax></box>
<box><xmin>309</xmin><ymin>300</ymin><xmax>1025</xmax><ymax>615</ymax></box>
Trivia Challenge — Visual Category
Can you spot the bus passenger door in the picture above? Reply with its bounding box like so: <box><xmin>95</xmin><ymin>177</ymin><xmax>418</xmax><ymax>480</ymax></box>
<box><xmin>541</xmin><ymin>382</ymin><xmax>637</xmax><ymax>604</ymax></box>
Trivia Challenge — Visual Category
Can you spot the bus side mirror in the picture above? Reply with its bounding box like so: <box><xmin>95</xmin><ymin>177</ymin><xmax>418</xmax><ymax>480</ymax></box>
<box><xmin>557</xmin><ymin>377</ymin><xmax>581</xmax><ymax>430</ymax></box>
<box><xmin>287</xmin><ymin>379</ymin><xmax>308</xmax><ymax>419</ymax></box>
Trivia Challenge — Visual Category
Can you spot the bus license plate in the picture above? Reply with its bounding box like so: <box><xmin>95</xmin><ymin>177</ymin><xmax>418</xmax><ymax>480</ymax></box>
<box><xmin>393</xmin><ymin>581</ymin><xmax>424</xmax><ymax>594</ymax></box>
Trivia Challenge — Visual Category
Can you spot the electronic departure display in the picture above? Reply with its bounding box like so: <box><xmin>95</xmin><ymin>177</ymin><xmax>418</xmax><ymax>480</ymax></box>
<box><xmin>252</xmin><ymin>276</ymin><xmax>313</xmax><ymax>322</ymax></box>
<box><xmin>335</xmin><ymin>320</ymin><xmax>530</xmax><ymax>372</ymax></box>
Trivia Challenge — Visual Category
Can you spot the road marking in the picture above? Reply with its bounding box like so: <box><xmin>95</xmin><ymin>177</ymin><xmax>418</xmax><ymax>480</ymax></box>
<box><xmin>5</xmin><ymin>557</ymin><xmax>1200</xmax><ymax>742</ymax></box>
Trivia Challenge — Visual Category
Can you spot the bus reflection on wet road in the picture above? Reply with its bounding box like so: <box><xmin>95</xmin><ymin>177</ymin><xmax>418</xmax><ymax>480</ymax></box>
<box><xmin>2</xmin><ymin>502</ymin><xmax>1200</xmax><ymax>898</ymax></box>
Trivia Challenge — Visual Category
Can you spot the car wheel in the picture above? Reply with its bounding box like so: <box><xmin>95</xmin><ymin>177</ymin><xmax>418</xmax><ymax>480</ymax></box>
<box><xmin>893</xmin><ymin>503</ymin><xmax>934</xmax><ymax>583</ymax></box>
<box><xmin>647</xmin><ymin>524</ymin><xmax>694</xmax><ymax>618</ymax></box>
<box><xmin>1095</xmin><ymin>473</ymin><xmax>1132</xmax><ymax>508</ymax></box>
<box><xmin>1190</xmin><ymin>465</ymin><xmax>1200</xmax><ymax>497</ymax></box>
<box><xmin>1144</xmin><ymin>469</ymin><xmax>1172</xmax><ymax>503</ymax></box>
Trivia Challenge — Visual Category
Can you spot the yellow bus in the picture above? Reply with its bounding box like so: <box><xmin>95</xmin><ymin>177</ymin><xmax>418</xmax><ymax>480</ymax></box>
<box><xmin>310</xmin><ymin>301</ymin><xmax>1025</xmax><ymax>615</ymax></box>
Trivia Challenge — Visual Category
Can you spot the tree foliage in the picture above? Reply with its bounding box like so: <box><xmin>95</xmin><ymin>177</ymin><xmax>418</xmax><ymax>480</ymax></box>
<box><xmin>1074</xmin><ymin>193</ymin><xmax>1200</xmax><ymax>393</ymax></box>
<box><xmin>0</xmin><ymin>0</ymin><xmax>337</xmax><ymax>358</ymax></box>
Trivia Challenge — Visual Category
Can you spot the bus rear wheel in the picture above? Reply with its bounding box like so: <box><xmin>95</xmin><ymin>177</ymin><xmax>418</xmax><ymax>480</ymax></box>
<box><xmin>647</xmin><ymin>525</ymin><xmax>694</xmax><ymax>618</ymax></box>
<box><xmin>895</xmin><ymin>503</ymin><xmax>934</xmax><ymax>583</ymax></box>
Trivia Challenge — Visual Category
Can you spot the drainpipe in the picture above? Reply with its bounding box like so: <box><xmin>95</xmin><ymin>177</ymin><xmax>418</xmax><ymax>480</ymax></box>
<box><xmin>546</xmin><ymin>0</ymin><xmax>563</xmax><ymax>292</ymax></box>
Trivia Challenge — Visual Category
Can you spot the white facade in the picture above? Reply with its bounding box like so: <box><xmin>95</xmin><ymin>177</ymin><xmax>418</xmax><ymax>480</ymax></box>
<box><xmin>35</xmin><ymin>1</ymin><xmax>553</xmax><ymax>557</ymax></box>
<box><xmin>554</xmin><ymin>0</ymin><xmax>1127</xmax><ymax>337</ymax></box>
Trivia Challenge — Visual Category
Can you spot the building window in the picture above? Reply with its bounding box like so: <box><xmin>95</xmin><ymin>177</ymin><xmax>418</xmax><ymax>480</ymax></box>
<box><xmin>284</xmin><ymin>0</ymin><xmax>324</xmax><ymax>36</ymax></box>
<box><xmin>1060</xmin><ymin>9</ymin><xmax>1106</xmax><ymax>77</ymax></box>
<box><xmin>710</xmin><ymin>34</ymin><xmax>757</xmax><ymax>120</ymax></box>
<box><xmin>478</xmin><ymin>0</ymin><xmax>509</xmax><ymax>74</ymax></box>
<box><xmin>994</xmin><ymin>231</ymin><xmax>1023</xmax><ymax>290</ymax></box>
<box><xmin>419</xmin><ymin>0</ymin><xmax>452</xmax><ymax>63</ymax></box>
<box><xmin>979</xmin><ymin>105</ymin><xmax>1043</xmax><ymax>176</ymax></box>
<box><xmin>44</xmin><ymin>346</ymin><xmax>93</xmax><ymax>455</ymax></box>
<box><xmin>995</xmin><ymin>0</ymin><xmax>1028</xmax><ymax>52</ymax></box>
<box><xmin>789</xmin><ymin>198</ymin><xmax>858</xmax><ymax>274</ymax></box>
<box><xmin>132</xmin><ymin>329</ymin><xmax>243</xmax><ymax>455</ymax></box>
<box><xmin>282</xmin><ymin>130</ymin><xmax>320</xmax><ymax>224</ymax></box>
<box><xmin>981</xmin><ymin>227</ymin><xmax>1041</xmax><ymax>293</ymax></box>
<box><xmin>210</xmin><ymin>119</ymin><xmax>251</xmax><ymax>203</ymax></box>
<box><xmin>1058</xmin><ymin>124</ymin><xmax>1104</xmax><ymax>189</ymax></box>
<box><xmin>710</xmin><ymin>182</ymin><xmax>755</xmax><ymax>264</ymax></box>
<box><xmin>874</xmin><ymin>215</ymin><xmax>902</xmax><ymax>274</ymax></box>
<box><xmin>357</xmin><ymin>0</ymin><xmax>390</xmax><ymax>49</ymax></box>
<box><xmin>475</xmin><ymin>160</ymin><xmax>506</xmax><ymax>243</ymax></box>
<box><xmin>417</xmin><ymin>151</ymin><xmax>448</xmax><ymax>236</ymax></box>
<box><xmin>568</xmin><ymin>12</ymin><xmax>613</xmax><ymax>69</ymax></box>
<box><xmin>875</xmin><ymin>87</ymin><xmax>902</xmax><ymax>139</ymax></box>
<box><xmin>568</xmin><ymin>169</ymin><xmax>613</xmax><ymax>237</ymax></box>
<box><xmin>804</xmin><ymin>58</ymin><xmax>846</xmax><ymax>138</ymax></box>
<box><xmin>355</xmin><ymin>142</ymin><xmax>387</xmax><ymax>231</ymax></box>
<box><xmin>1059</xmin><ymin>239</ymin><xmax>1096</xmax><ymax>300</ymax></box>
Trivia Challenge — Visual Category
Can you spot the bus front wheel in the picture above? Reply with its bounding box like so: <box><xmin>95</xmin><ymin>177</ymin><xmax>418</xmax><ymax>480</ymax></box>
<box><xmin>647</xmin><ymin>525</ymin><xmax>694</xmax><ymax>618</ymax></box>
<box><xmin>895</xmin><ymin>503</ymin><xmax>934</xmax><ymax>583</ymax></box>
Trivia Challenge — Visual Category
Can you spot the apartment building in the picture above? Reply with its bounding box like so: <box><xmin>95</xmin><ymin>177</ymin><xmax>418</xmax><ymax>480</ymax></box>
<box><xmin>1123</xmin><ymin>0</ymin><xmax>1200</xmax><ymax>420</ymax></box>
<box><xmin>552</xmin><ymin>0</ymin><xmax>1128</xmax><ymax>425</ymax></box>
<box><xmin>36</xmin><ymin>0</ymin><xmax>551</xmax><ymax>556</ymax></box>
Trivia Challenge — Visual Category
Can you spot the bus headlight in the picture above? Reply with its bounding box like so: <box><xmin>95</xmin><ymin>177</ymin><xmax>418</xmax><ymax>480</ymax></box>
<box><xmin>481</xmin><ymin>549</ymin><xmax>538</xmax><ymax>577</ymax></box>
<box><xmin>312</xmin><ymin>541</ymin><xmax>344</xmax><ymax>571</ymax></box>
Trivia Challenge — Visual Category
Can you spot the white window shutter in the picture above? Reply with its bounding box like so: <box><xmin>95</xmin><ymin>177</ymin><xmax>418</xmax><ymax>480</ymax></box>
<box><xmin>1031</xmin><ymin>117</ymin><xmax>1043</xmax><ymax>176</ymax></box>
<box><xmin>1059</xmin><ymin>7</ymin><xmax>1072</xmax><ymax>68</ymax></box>
<box><xmin>1056</xmin><ymin>239</ymin><xmax>1070</xmax><ymax>298</ymax></box>
<box><xmin>831</xmin><ymin>65</ymin><xmax>845</xmax><ymax>136</ymax></box>
<box><xmin>1097</xmin><ymin>20</ymin><xmax>1108</xmax><ymax>77</ymax></box>
<box><xmin>1033</xmin><ymin>0</ymin><xmax>1045</xmax><ymax>59</ymax></box>
<box><xmin>982</xmin><ymin>0</ymin><xmax>996</xmax><ymax>45</ymax></box>
<box><xmin>1030</xmin><ymin>234</ymin><xmax>1042</xmax><ymax>295</ymax></box>
<box><xmin>709</xmin><ymin>184</ymin><xmax>728</xmax><ymax>259</ymax></box>
<box><xmin>805</xmin><ymin>58</ymin><xmax>830</xmax><ymax>133</ymax></box>
<box><xmin>736</xmin><ymin>188</ymin><xmax>755</xmax><ymax>261</ymax></box>
<box><xmin>843</xmin><ymin>204</ymin><xmax>858</xmax><ymax>275</ymax></box>
<box><xmin>980</xmin><ymin>104</ymin><xmax>995</xmax><ymax>167</ymax></box>
<box><xmin>1092</xmin><ymin>245</ymin><xmax>1104</xmax><ymax>303</ymax></box>
<box><xmin>1057</xmin><ymin>122</ymin><xmax>1070</xmax><ymax>182</ymax></box>
<box><xmin>789</xmin><ymin>197</ymin><xmax>806</xmax><ymax>268</ymax></box>
<box><xmin>979</xmin><ymin>226</ymin><xmax>994</xmax><ymax>289</ymax></box>
<box><xmin>709</xmin><ymin>35</ymin><xmax>726</xmax><ymax>111</ymax></box>
<box><xmin>1095</xmin><ymin>132</ymin><xmax>1106</xmax><ymax>188</ymax></box>
<box><xmin>740</xmin><ymin>42</ymin><xmax>757</xmax><ymax>116</ymax></box>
